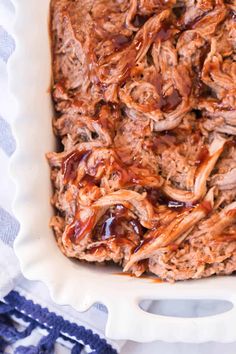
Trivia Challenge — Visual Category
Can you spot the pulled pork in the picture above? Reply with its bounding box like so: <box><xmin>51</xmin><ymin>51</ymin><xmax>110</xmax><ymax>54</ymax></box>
<box><xmin>48</xmin><ymin>0</ymin><xmax>236</xmax><ymax>281</ymax></box>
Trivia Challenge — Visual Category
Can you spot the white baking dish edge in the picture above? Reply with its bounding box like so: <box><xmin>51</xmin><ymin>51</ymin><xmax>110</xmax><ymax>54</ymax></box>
<box><xmin>8</xmin><ymin>0</ymin><xmax>236</xmax><ymax>343</ymax></box>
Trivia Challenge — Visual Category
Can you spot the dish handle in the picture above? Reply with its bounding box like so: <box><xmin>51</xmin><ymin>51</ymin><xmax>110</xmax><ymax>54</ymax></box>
<box><xmin>106</xmin><ymin>295</ymin><xmax>236</xmax><ymax>342</ymax></box>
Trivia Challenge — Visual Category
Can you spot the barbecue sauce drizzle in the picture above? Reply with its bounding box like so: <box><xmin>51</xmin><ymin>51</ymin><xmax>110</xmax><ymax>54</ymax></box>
<box><xmin>59</xmin><ymin>9</ymin><xmax>217</xmax><ymax>259</ymax></box>
<box><xmin>62</xmin><ymin>150</ymin><xmax>91</xmax><ymax>183</ymax></box>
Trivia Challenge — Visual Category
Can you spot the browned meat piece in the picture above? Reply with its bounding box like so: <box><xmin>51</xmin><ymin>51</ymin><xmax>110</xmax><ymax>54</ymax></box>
<box><xmin>211</xmin><ymin>146</ymin><xmax>236</xmax><ymax>190</ymax></box>
<box><xmin>162</xmin><ymin>134</ymin><xmax>226</xmax><ymax>202</ymax></box>
<box><xmin>148</xmin><ymin>202</ymin><xmax>236</xmax><ymax>281</ymax></box>
<box><xmin>49</xmin><ymin>0</ymin><xmax>236</xmax><ymax>281</ymax></box>
<box><xmin>124</xmin><ymin>188</ymin><xmax>215</xmax><ymax>271</ymax></box>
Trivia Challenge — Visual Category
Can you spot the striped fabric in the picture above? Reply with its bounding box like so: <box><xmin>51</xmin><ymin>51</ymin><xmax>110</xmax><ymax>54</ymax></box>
<box><xmin>0</xmin><ymin>2</ymin><xmax>19</xmax><ymax>245</ymax></box>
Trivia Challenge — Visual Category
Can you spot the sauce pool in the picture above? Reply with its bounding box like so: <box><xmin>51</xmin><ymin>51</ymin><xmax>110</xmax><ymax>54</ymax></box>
<box><xmin>114</xmin><ymin>272</ymin><xmax>164</xmax><ymax>282</ymax></box>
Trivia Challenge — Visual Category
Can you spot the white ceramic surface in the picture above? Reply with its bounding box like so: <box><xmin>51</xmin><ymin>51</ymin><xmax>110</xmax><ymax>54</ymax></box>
<box><xmin>10</xmin><ymin>0</ymin><xmax>236</xmax><ymax>343</ymax></box>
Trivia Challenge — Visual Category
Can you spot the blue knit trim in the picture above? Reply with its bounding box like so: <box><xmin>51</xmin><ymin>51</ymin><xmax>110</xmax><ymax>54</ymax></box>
<box><xmin>0</xmin><ymin>290</ymin><xmax>117</xmax><ymax>354</ymax></box>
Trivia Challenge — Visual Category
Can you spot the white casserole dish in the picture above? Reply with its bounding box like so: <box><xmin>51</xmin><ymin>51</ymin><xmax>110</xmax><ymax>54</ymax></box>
<box><xmin>10</xmin><ymin>0</ymin><xmax>236</xmax><ymax>343</ymax></box>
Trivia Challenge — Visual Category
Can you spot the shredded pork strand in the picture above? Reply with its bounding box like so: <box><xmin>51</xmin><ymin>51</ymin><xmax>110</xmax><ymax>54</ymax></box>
<box><xmin>48</xmin><ymin>0</ymin><xmax>236</xmax><ymax>281</ymax></box>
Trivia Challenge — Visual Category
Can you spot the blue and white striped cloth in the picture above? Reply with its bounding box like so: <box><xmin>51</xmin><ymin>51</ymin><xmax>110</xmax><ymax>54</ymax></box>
<box><xmin>0</xmin><ymin>1</ymin><xmax>124</xmax><ymax>353</ymax></box>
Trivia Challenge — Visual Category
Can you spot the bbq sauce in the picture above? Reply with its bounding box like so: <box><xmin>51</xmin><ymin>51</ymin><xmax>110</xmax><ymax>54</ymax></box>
<box><xmin>193</xmin><ymin>77</ymin><xmax>211</xmax><ymax>98</ymax></box>
<box><xmin>62</xmin><ymin>150</ymin><xmax>91</xmax><ymax>183</ymax></box>
<box><xmin>200</xmin><ymin>200</ymin><xmax>212</xmax><ymax>214</ymax></box>
<box><xmin>132</xmin><ymin>14</ymin><xmax>149</xmax><ymax>27</ymax></box>
<box><xmin>146</xmin><ymin>188</ymin><xmax>164</xmax><ymax>205</ymax></box>
<box><xmin>79</xmin><ymin>174</ymin><xmax>98</xmax><ymax>186</ymax></box>
<box><xmin>114</xmin><ymin>272</ymin><xmax>164</xmax><ymax>282</ymax></box>
<box><xmin>160</xmin><ymin>89</ymin><xmax>182</xmax><ymax>112</ymax></box>
<box><xmin>134</xmin><ymin>237</ymin><xmax>154</xmax><ymax>253</ymax></box>
<box><xmin>129</xmin><ymin>219</ymin><xmax>143</xmax><ymax>236</ymax></box>
<box><xmin>193</xmin><ymin>43</ymin><xmax>211</xmax><ymax>98</ymax></box>
<box><xmin>110</xmin><ymin>157</ymin><xmax>141</xmax><ymax>187</ymax></box>
<box><xmin>146</xmin><ymin>188</ymin><xmax>185</xmax><ymax>209</ymax></box>
<box><xmin>151</xmin><ymin>73</ymin><xmax>182</xmax><ymax>112</ymax></box>
<box><xmin>99</xmin><ymin>205</ymin><xmax>144</xmax><ymax>240</ymax></box>
<box><xmin>154</xmin><ymin>20</ymin><xmax>173</xmax><ymax>42</ymax></box>
<box><xmin>195</xmin><ymin>146</ymin><xmax>209</xmax><ymax>165</ymax></box>
<box><xmin>173</xmin><ymin>6</ymin><xmax>186</xmax><ymax>19</ymax></box>
<box><xmin>67</xmin><ymin>213</ymin><xmax>95</xmax><ymax>243</ymax></box>
<box><xmin>151</xmin><ymin>277</ymin><xmax>164</xmax><ymax>283</ymax></box>
<box><xmin>101</xmin><ymin>215</ymin><xmax>117</xmax><ymax>240</ymax></box>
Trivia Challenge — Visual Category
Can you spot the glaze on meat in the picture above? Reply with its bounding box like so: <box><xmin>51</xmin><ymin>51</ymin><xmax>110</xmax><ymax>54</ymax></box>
<box><xmin>48</xmin><ymin>0</ymin><xmax>236</xmax><ymax>282</ymax></box>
